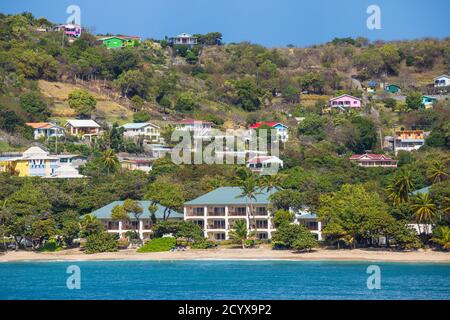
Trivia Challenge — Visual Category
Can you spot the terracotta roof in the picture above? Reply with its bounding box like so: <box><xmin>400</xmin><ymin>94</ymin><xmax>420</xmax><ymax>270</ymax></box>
<box><xmin>26</xmin><ymin>122</ymin><xmax>55</xmax><ymax>129</ymax></box>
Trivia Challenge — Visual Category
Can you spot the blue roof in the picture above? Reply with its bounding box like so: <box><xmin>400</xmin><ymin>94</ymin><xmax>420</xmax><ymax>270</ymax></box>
<box><xmin>411</xmin><ymin>186</ymin><xmax>431</xmax><ymax>195</ymax></box>
<box><xmin>368</xmin><ymin>81</ymin><xmax>378</xmax><ymax>87</ymax></box>
<box><xmin>185</xmin><ymin>187</ymin><xmax>277</xmax><ymax>206</ymax></box>
<box><xmin>90</xmin><ymin>201</ymin><xmax>183</xmax><ymax>220</ymax></box>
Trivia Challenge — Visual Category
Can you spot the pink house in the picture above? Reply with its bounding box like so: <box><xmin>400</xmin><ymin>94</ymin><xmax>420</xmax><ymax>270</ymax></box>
<box><xmin>329</xmin><ymin>94</ymin><xmax>362</xmax><ymax>111</ymax></box>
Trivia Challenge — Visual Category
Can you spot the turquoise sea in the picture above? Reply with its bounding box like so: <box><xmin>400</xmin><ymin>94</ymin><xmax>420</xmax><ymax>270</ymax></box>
<box><xmin>1</xmin><ymin>260</ymin><xmax>449</xmax><ymax>300</ymax></box>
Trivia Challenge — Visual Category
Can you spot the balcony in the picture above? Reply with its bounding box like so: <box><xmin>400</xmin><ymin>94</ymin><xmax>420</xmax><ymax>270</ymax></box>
<box><xmin>228</xmin><ymin>207</ymin><xmax>247</xmax><ymax>217</ymax></box>
<box><xmin>186</xmin><ymin>207</ymin><xmax>205</xmax><ymax>217</ymax></box>
<box><xmin>207</xmin><ymin>207</ymin><xmax>226</xmax><ymax>217</ymax></box>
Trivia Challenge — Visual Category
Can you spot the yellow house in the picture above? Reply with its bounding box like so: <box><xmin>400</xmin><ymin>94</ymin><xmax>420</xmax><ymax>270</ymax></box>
<box><xmin>0</xmin><ymin>147</ymin><xmax>59</xmax><ymax>177</ymax></box>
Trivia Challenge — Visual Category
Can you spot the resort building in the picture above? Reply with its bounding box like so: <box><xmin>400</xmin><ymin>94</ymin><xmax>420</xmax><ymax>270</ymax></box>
<box><xmin>90</xmin><ymin>201</ymin><xmax>183</xmax><ymax>240</ymax></box>
<box><xmin>386</xmin><ymin>130</ymin><xmax>425</xmax><ymax>154</ymax></box>
<box><xmin>64</xmin><ymin>120</ymin><xmax>102</xmax><ymax>140</ymax></box>
<box><xmin>169</xmin><ymin>33</ymin><xmax>198</xmax><ymax>47</ymax></box>
<box><xmin>350</xmin><ymin>154</ymin><xmax>398</xmax><ymax>168</ymax></box>
<box><xmin>26</xmin><ymin>122</ymin><xmax>64</xmax><ymax>140</ymax></box>
<box><xmin>174</xmin><ymin>119</ymin><xmax>213</xmax><ymax>136</ymax></box>
<box><xmin>328</xmin><ymin>94</ymin><xmax>362</xmax><ymax>111</ymax></box>
<box><xmin>98</xmin><ymin>36</ymin><xmax>141</xmax><ymax>49</ymax></box>
<box><xmin>184</xmin><ymin>187</ymin><xmax>277</xmax><ymax>241</ymax></box>
<box><xmin>294</xmin><ymin>210</ymin><xmax>322</xmax><ymax>240</ymax></box>
<box><xmin>248</xmin><ymin>122</ymin><xmax>289</xmax><ymax>143</ymax></box>
<box><xmin>433</xmin><ymin>75</ymin><xmax>450</xmax><ymax>87</ymax></box>
<box><xmin>0</xmin><ymin>147</ymin><xmax>84</xmax><ymax>178</ymax></box>
<box><xmin>121</xmin><ymin>122</ymin><xmax>161</xmax><ymax>143</ymax></box>
<box><xmin>247</xmin><ymin>156</ymin><xmax>283</xmax><ymax>174</ymax></box>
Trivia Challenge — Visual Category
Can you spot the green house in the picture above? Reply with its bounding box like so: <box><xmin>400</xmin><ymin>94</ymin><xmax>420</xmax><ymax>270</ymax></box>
<box><xmin>385</xmin><ymin>84</ymin><xmax>401</xmax><ymax>94</ymax></box>
<box><xmin>99</xmin><ymin>36</ymin><xmax>140</xmax><ymax>49</ymax></box>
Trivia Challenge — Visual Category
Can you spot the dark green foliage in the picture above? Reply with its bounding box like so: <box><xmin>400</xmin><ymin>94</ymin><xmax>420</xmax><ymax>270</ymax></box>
<box><xmin>19</xmin><ymin>92</ymin><xmax>51</xmax><ymax>121</ymax></box>
<box><xmin>84</xmin><ymin>232</ymin><xmax>118</xmax><ymax>254</ymax></box>
<box><xmin>137</xmin><ymin>237</ymin><xmax>176</xmax><ymax>252</ymax></box>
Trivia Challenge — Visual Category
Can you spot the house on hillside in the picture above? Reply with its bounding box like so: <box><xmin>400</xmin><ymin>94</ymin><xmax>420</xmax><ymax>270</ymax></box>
<box><xmin>350</xmin><ymin>154</ymin><xmax>397</xmax><ymax>168</ymax></box>
<box><xmin>64</xmin><ymin>120</ymin><xmax>102</xmax><ymax>140</ymax></box>
<box><xmin>98</xmin><ymin>36</ymin><xmax>141</xmax><ymax>49</ymax></box>
<box><xmin>26</xmin><ymin>122</ymin><xmax>64</xmax><ymax>140</ymax></box>
<box><xmin>184</xmin><ymin>187</ymin><xmax>277</xmax><ymax>241</ymax></box>
<box><xmin>422</xmin><ymin>95</ymin><xmax>437</xmax><ymax>108</ymax></box>
<box><xmin>174</xmin><ymin>119</ymin><xmax>213</xmax><ymax>137</ymax></box>
<box><xmin>120</xmin><ymin>157</ymin><xmax>153</xmax><ymax>173</ymax></box>
<box><xmin>328</xmin><ymin>94</ymin><xmax>362</xmax><ymax>111</ymax></box>
<box><xmin>90</xmin><ymin>201</ymin><xmax>183</xmax><ymax>240</ymax></box>
<box><xmin>53</xmin><ymin>24</ymin><xmax>81</xmax><ymax>39</ymax></box>
<box><xmin>385</xmin><ymin>84</ymin><xmax>401</xmax><ymax>94</ymax></box>
<box><xmin>121</xmin><ymin>122</ymin><xmax>161</xmax><ymax>143</ymax></box>
<box><xmin>366</xmin><ymin>80</ymin><xmax>378</xmax><ymax>93</ymax></box>
<box><xmin>248</xmin><ymin>122</ymin><xmax>289</xmax><ymax>143</ymax></box>
<box><xmin>247</xmin><ymin>156</ymin><xmax>283</xmax><ymax>174</ymax></box>
<box><xmin>0</xmin><ymin>147</ymin><xmax>85</xmax><ymax>178</ymax></box>
<box><xmin>386</xmin><ymin>130</ymin><xmax>425</xmax><ymax>154</ymax></box>
<box><xmin>169</xmin><ymin>33</ymin><xmax>198</xmax><ymax>47</ymax></box>
<box><xmin>433</xmin><ymin>75</ymin><xmax>450</xmax><ymax>87</ymax></box>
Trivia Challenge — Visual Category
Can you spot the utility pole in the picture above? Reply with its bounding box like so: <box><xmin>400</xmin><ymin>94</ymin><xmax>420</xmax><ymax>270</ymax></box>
<box><xmin>392</xmin><ymin>124</ymin><xmax>397</xmax><ymax>155</ymax></box>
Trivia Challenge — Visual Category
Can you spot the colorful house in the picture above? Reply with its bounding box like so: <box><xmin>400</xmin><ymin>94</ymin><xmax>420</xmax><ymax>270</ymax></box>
<box><xmin>350</xmin><ymin>154</ymin><xmax>397</xmax><ymax>168</ymax></box>
<box><xmin>328</xmin><ymin>94</ymin><xmax>362</xmax><ymax>111</ymax></box>
<box><xmin>184</xmin><ymin>187</ymin><xmax>277</xmax><ymax>241</ymax></box>
<box><xmin>169</xmin><ymin>33</ymin><xmax>198</xmax><ymax>47</ymax></box>
<box><xmin>26</xmin><ymin>122</ymin><xmax>64</xmax><ymax>140</ymax></box>
<box><xmin>248</xmin><ymin>122</ymin><xmax>289</xmax><ymax>143</ymax></box>
<box><xmin>98</xmin><ymin>36</ymin><xmax>141</xmax><ymax>49</ymax></box>
<box><xmin>385</xmin><ymin>84</ymin><xmax>401</xmax><ymax>94</ymax></box>
<box><xmin>121</xmin><ymin>122</ymin><xmax>161</xmax><ymax>143</ymax></box>
<box><xmin>392</xmin><ymin>130</ymin><xmax>425</xmax><ymax>154</ymax></box>
<box><xmin>65</xmin><ymin>120</ymin><xmax>102</xmax><ymax>140</ymax></box>
<box><xmin>53</xmin><ymin>24</ymin><xmax>81</xmax><ymax>38</ymax></box>
<box><xmin>433</xmin><ymin>75</ymin><xmax>450</xmax><ymax>87</ymax></box>
<box><xmin>90</xmin><ymin>201</ymin><xmax>183</xmax><ymax>240</ymax></box>
<box><xmin>422</xmin><ymin>95</ymin><xmax>437</xmax><ymax>108</ymax></box>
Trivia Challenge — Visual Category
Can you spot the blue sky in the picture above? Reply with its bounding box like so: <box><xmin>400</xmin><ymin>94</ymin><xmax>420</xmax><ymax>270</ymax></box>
<box><xmin>1</xmin><ymin>0</ymin><xmax>449</xmax><ymax>47</ymax></box>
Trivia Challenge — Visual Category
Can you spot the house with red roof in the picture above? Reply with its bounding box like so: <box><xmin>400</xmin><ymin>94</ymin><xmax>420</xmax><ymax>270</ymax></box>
<box><xmin>26</xmin><ymin>122</ymin><xmax>64</xmax><ymax>140</ymax></box>
<box><xmin>349</xmin><ymin>154</ymin><xmax>397</xmax><ymax>168</ymax></box>
<box><xmin>329</xmin><ymin>94</ymin><xmax>362</xmax><ymax>111</ymax></box>
<box><xmin>248</xmin><ymin>122</ymin><xmax>289</xmax><ymax>142</ymax></box>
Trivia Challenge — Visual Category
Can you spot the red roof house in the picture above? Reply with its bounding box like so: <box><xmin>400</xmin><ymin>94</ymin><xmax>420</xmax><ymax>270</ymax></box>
<box><xmin>350</xmin><ymin>154</ymin><xmax>397</xmax><ymax>168</ymax></box>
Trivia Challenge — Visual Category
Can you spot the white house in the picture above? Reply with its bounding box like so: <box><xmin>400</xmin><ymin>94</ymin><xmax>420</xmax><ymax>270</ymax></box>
<box><xmin>169</xmin><ymin>33</ymin><xmax>198</xmax><ymax>47</ymax></box>
<box><xmin>121</xmin><ymin>122</ymin><xmax>161</xmax><ymax>143</ymax></box>
<box><xmin>433</xmin><ymin>75</ymin><xmax>450</xmax><ymax>87</ymax></box>
<box><xmin>174</xmin><ymin>119</ymin><xmax>213</xmax><ymax>137</ymax></box>
<box><xmin>26</xmin><ymin>122</ymin><xmax>64</xmax><ymax>140</ymax></box>
<box><xmin>65</xmin><ymin>120</ymin><xmax>102</xmax><ymax>140</ymax></box>
<box><xmin>247</xmin><ymin>156</ymin><xmax>283</xmax><ymax>174</ymax></box>
<box><xmin>294</xmin><ymin>209</ymin><xmax>322</xmax><ymax>240</ymax></box>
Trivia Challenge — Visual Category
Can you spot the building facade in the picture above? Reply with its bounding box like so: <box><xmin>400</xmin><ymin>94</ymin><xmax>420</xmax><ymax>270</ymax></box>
<box><xmin>391</xmin><ymin>130</ymin><xmax>425</xmax><ymax>154</ymax></box>
<box><xmin>169</xmin><ymin>33</ymin><xmax>198</xmax><ymax>47</ymax></box>
<box><xmin>247</xmin><ymin>156</ymin><xmax>283</xmax><ymax>174</ymax></box>
<box><xmin>434</xmin><ymin>75</ymin><xmax>450</xmax><ymax>87</ymax></box>
<box><xmin>184</xmin><ymin>187</ymin><xmax>277</xmax><ymax>241</ymax></box>
<box><xmin>248</xmin><ymin>122</ymin><xmax>289</xmax><ymax>143</ymax></box>
<box><xmin>90</xmin><ymin>201</ymin><xmax>183</xmax><ymax>240</ymax></box>
<box><xmin>121</xmin><ymin>122</ymin><xmax>161</xmax><ymax>143</ymax></box>
<box><xmin>328</xmin><ymin>94</ymin><xmax>362</xmax><ymax>111</ymax></box>
<box><xmin>98</xmin><ymin>36</ymin><xmax>141</xmax><ymax>49</ymax></box>
<box><xmin>65</xmin><ymin>120</ymin><xmax>102</xmax><ymax>140</ymax></box>
<box><xmin>350</xmin><ymin>154</ymin><xmax>398</xmax><ymax>168</ymax></box>
<box><xmin>26</xmin><ymin>122</ymin><xmax>64</xmax><ymax>140</ymax></box>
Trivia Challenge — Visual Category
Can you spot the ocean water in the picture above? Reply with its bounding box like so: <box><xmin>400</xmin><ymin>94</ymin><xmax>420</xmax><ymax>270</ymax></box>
<box><xmin>0</xmin><ymin>260</ymin><xmax>449</xmax><ymax>300</ymax></box>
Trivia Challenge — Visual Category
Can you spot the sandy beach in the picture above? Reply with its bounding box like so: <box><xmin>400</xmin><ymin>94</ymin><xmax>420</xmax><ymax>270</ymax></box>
<box><xmin>1</xmin><ymin>247</ymin><xmax>449</xmax><ymax>263</ymax></box>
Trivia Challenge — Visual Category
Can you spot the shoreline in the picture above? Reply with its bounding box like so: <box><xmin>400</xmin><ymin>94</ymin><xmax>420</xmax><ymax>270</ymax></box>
<box><xmin>1</xmin><ymin>247</ymin><xmax>449</xmax><ymax>263</ymax></box>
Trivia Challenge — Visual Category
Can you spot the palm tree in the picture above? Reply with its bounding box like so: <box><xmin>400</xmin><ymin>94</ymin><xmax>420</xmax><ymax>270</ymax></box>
<box><xmin>427</xmin><ymin>160</ymin><xmax>449</xmax><ymax>183</ymax></box>
<box><xmin>229</xmin><ymin>219</ymin><xmax>254</xmax><ymax>249</ymax></box>
<box><xmin>387</xmin><ymin>169</ymin><xmax>415</xmax><ymax>205</ymax></box>
<box><xmin>410</xmin><ymin>193</ymin><xmax>436</xmax><ymax>235</ymax></box>
<box><xmin>431</xmin><ymin>226</ymin><xmax>450</xmax><ymax>251</ymax></box>
<box><xmin>260</xmin><ymin>174</ymin><xmax>285</xmax><ymax>192</ymax></box>
<box><xmin>234</xmin><ymin>168</ymin><xmax>261</xmax><ymax>235</ymax></box>
<box><xmin>101</xmin><ymin>149</ymin><xmax>119</xmax><ymax>175</ymax></box>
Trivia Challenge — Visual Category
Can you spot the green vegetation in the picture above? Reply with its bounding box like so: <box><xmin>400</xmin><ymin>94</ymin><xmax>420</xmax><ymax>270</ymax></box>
<box><xmin>84</xmin><ymin>232</ymin><xmax>118</xmax><ymax>254</ymax></box>
<box><xmin>137</xmin><ymin>237</ymin><xmax>176</xmax><ymax>252</ymax></box>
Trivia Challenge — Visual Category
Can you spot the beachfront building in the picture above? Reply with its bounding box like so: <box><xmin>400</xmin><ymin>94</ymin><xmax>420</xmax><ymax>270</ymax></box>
<box><xmin>248</xmin><ymin>122</ymin><xmax>289</xmax><ymax>143</ymax></box>
<box><xmin>65</xmin><ymin>120</ymin><xmax>102</xmax><ymax>140</ymax></box>
<box><xmin>174</xmin><ymin>119</ymin><xmax>213</xmax><ymax>137</ymax></box>
<box><xmin>247</xmin><ymin>156</ymin><xmax>283</xmax><ymax>174</ymax></box>
<box><xmin>169</xmin><ymin>33</ymin><xmax>198</xmax><ymax>47</ymax></box>
<box><xmin>121</xmin><ymin>122</ymin><xmax>161</xmax><ymax>143</ymax></box>
<box><xmin>387</xmin><ymin>130</ymin><xmax>425</xmax><ymax>154</ymax></box>
<box><xmin>0</xmin><ymin>147</ymin><xmax>85</xmax><ymax>178</ymax></box>
<box><xmin>350</xmin><ymin>154</ymin><xmax>397</xmax><ymax>168</ymax></box>
<box><xmin>98</xmin><ymin>36</ymin><xmax>141</xmax><ymax>49</ymax></box>
<box><xmin>184</xmin><ymin>187</ymin><xmax>277</xmax><ymax>241</ymax></box>
<box><xmin>434</xmin><ymin>75</ymin><xmax>450</xmax><ymax>87</ymax></box>
<box><xmin>294</xmin><ymin>210</ymin><xmax>322</xmax><ymax>240</ymax></box>
<box><xmin>328</xmin><ymin>94</ymin><xmax>362</xmax><ymax>111</ymax></box>
<box><xmin>26</xmin><ymin>122</ymin><xmax>64</xmax><ymax>140</ymax></box>
<box><xmin>385</xmin><ymin>84</ymin><xmax>401</xmax><ymax>94</ymax></box>
<box><xmin>90</xmin><ymin>201</ymin><xmax>183</xmax><ymax>240</ymax></box>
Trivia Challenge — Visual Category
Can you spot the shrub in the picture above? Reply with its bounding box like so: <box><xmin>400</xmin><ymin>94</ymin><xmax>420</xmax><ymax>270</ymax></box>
<box><xmin>137</xmin><ymin>237</ymin><xmax>176</xmax><ymax>253</ymax></box>
<box><xmin>190</xmin><ymin>239</ymin><xmax>216</xmax><ymax>249</ymax></box>
<box><xmin>38</xmin><ymin>239</ymin><xmax>62</xmax><ymax>252</ymax></box>
<box><xmin>84</xmin><ymin>232</ymin><xmax>118</xmax><ymax>254</ymax></box>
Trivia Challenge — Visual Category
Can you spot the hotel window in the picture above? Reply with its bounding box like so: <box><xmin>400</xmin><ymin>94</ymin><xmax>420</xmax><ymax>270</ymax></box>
<box><xmin>193</xmin><ymin>207</ymin><xmax>204</xmax><ymax>215</ymax></box>
<box><xmin>215</xmin><ymin>233</ymin><xmax>226</xmax><ymax>240</ymax></box>
<box><xmin>255</xmin><ymin>207</ymin><xmax>267</xmax><ymax>215</ymax></box>
<box><xmin>256</xmin><ymin>220</ymin><xmax>268</xmax><ymax>229</ymax></box>
<box><xmin>214</xmin><ymin>207</ymin><xmax>225</xmax><ymax>215</ymax></box>
<box><xmin>236</xmin><ymin>207</ymin><xmax>246</xmax><ymax>215</ymax></box>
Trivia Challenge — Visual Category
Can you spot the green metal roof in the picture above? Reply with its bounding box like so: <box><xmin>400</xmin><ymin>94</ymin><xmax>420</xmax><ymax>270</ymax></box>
<box><xmin>90</xmin><ymin>201</ymin><xmax>183</xmax><ymax>220</ymax></box>
<box><xmin>185</xmin><ymin>187</ymin><xmax>276</xmax><ymax>206</ymax></box>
